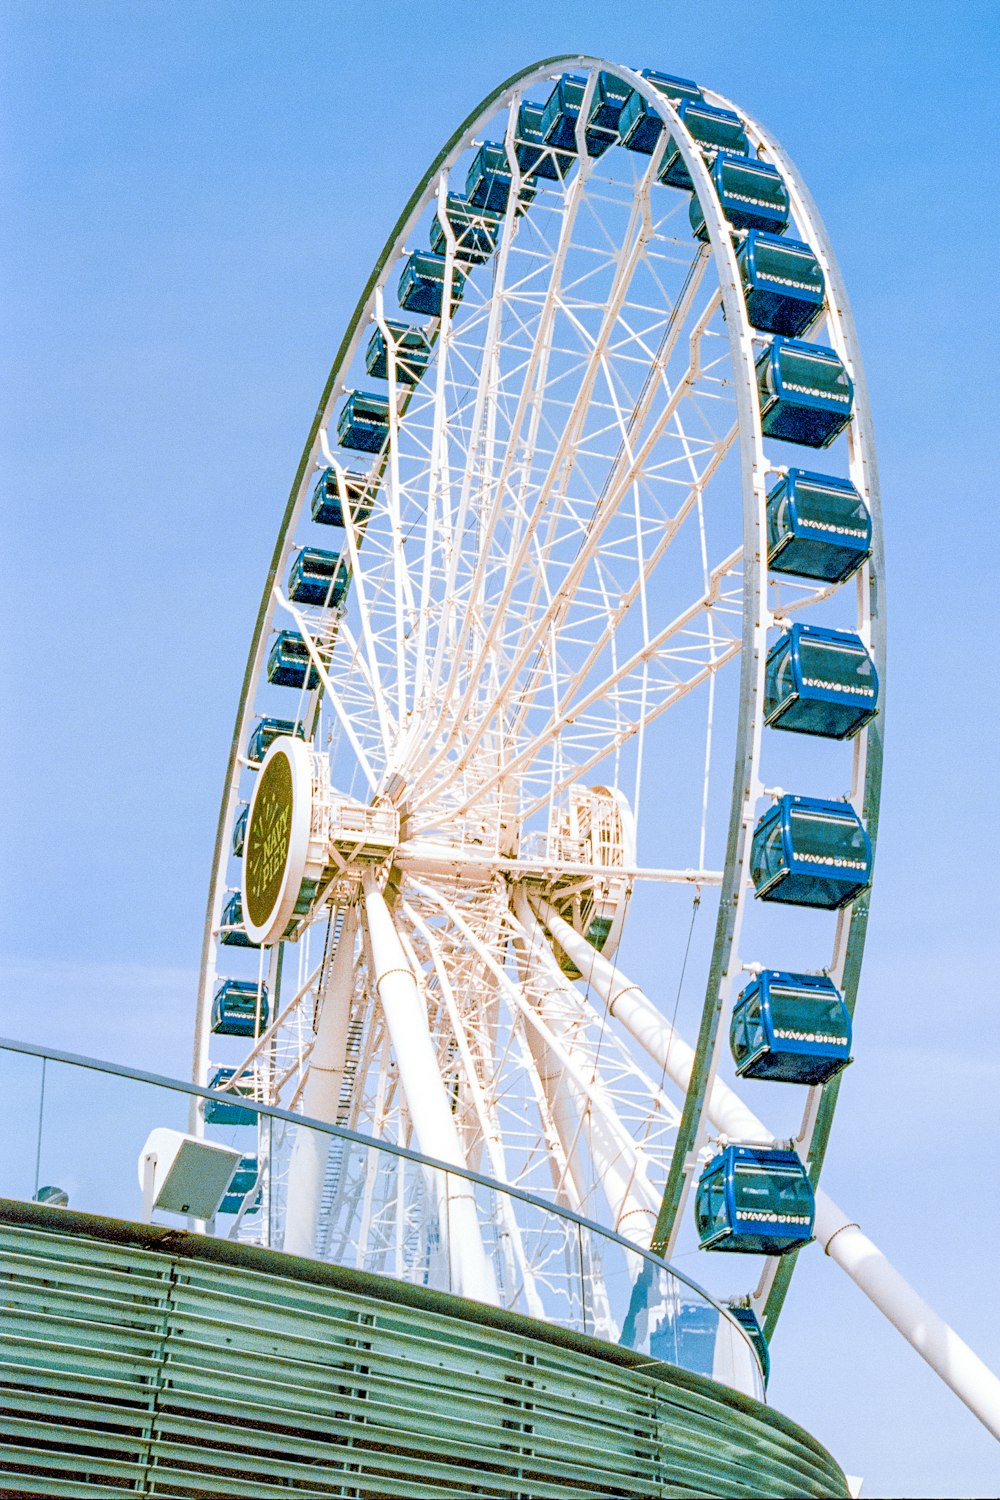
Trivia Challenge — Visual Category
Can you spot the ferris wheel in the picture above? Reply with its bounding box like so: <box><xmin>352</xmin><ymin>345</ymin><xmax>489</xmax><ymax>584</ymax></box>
<box><xmin>191</xmin><ymin>57</ymin><xmax>886</xmax><ymax>1361</ymax></box>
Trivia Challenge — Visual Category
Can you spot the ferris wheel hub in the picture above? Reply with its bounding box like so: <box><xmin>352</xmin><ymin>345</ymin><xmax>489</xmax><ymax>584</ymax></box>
<box><xmin>543</xmin><ymin>784</ymin><xmax>635</xmax><ymax>975</ymax></box>
<box><xmin>241</xmin><ymin>736</ymin><xmax>398</xmax><ymax>945</ymax></box>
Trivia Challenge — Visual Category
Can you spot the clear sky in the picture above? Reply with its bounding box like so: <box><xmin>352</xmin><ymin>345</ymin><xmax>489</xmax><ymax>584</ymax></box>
<box><xmin>2</xmin><ymin>1</ymin><xmax>999</xmax><ymax>1493</ymax></box>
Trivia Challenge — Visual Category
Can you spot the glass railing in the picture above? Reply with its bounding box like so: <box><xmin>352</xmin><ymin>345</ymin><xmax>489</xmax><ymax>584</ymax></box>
<box><xmin>0</xmin><ymin>1037</ymin><xmax>764</xmax><ymax>1398</ymax></box>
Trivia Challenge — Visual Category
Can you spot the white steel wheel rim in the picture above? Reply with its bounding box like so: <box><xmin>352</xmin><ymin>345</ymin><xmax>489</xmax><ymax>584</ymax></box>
<box><xmin>192</xmin><ymin>57</ymin><xmax>883</xmax><ymax>1345</ymax></box>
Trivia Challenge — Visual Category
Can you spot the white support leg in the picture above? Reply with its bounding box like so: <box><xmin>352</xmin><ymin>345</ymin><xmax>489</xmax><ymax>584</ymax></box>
<box><xmin>508</xmin><ymin>929</ymin><xmax>619</xmax><ymax>1342</ymax></box>
<box><xmin>814</xmin><ymin>1199</ymin><xmax>1000</xmax><ymax>1444</ymax></box>
<box><xmin>283</xmin><ymin>905</ymin><xmax>358</xmax><ymax>1258</ymax></box>
<box><xmin>509</xmin><ymin>929</ymin><xmax>593</xmax><ymax>1212</ymax></box>
<box><xmin>512</xmin><ymin>888</ymin><xmax>661</xmax><ymax>1241</ymax></box>
<box><xmin>532</xmin><ymin>895</ymin><xmax>764</xmax><ymax>1142</ymax></box>
<box><xmin>532</xmin><ymin>894</ymin><xmax>1000</xmax><ymax>1443</ymax></box>
<box><xmin>401</xmin><ymin>898</ymin><xmax>546</xmax><ymax>1320</ymax></box>
<box><xmin>361</xmin><ymin>870</ymin><xmax>496</xmax><ymax>1304</ymax></box>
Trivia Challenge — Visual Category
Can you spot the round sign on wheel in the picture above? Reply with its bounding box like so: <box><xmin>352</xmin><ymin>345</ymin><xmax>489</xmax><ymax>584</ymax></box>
<box><xmin>241</xmin><ymin>736</ymin><xmax>314</xmax><ymax>946</ymax></box>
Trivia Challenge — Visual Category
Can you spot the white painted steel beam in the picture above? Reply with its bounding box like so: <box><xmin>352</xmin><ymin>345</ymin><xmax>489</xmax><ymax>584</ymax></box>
<box><xmin>282</xmin><ymin>905</ymin><xmax>358</xmax><ymax>1258</ymax></box>
<box><xmin>419</xmin><ymin>102</ymin><xmax>591</xmax><ymax>742</ymax></box>
<box><xmin>392</xmin><ymin>839</ymin><xmax>722</xmax><ymax>885</ymax></box>
<box><xmin>361</xmin><ymin>870</ymin><xmax>495</xmax><ymax>1304</ymax></box>
<box><xmin>421</xmin><ymin>546</ymin><xmax>742</xmax><ymax>831</ymax></box>
<box><xmin>430</xmin><ymin>132</ymin><xmax>666</xmax><ymax>750</ymax></box>
<box><xmin>401</xmin><ymin>902</ymin><xmax>546</xmax><ymax>1319</ymax></box>
<box><xmin>411</xmin><ymin>876</ymin><xmax>661</xmax><ymax>1231</ymax></box>
<box><xmin>510</xmin><ymin>887</ymin><xmax>662</xmax><ymax>1239</ymax></box>
<box><xmin>532</xmin><ymin>895</ymin><xmax>1000</xmax><ymax>1442</ymax></box>
<box><xmin>408</xmin><ymin>291</ymin><xmax>735</xmax><ymax>822</ymax></box>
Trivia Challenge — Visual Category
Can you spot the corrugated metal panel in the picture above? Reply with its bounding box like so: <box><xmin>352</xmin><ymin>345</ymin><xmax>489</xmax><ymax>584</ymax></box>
<box><xmin>0</xmin><ymin>1215</ymin><xmax>849</xmax><ymax>1499</ymax></box>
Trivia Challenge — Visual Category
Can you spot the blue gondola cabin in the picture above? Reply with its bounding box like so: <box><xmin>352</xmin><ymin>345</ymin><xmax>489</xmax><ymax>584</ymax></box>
<box><xmin>730</xmin><ymin>970</ymin><xmax>852</xmax><ymax>1085</ymax></box>
<box><xmin>586</xmin><ymin>72</ymin><xmax>633</xmax><ymax>154</ymax></box>
<box><xmin>266</xmin><ymin>630</ymin><xmax>323</xmax><ymax>690</ymax></box>
<box><xmin>619</xmin><ymin>71</ymin><xmax>703</xmax><ymax>154</ymax></box>
<box><xmin>365</xmin><ymin>321</ymin><xmax>432</xmax><ymax>384</ymax></box>
<box><xmin>398</xmin><ymin>251</ymin><xmax>466</xmax><ymax>317</ymax></box>
<box><xmin>430</xmin><ymin>193</ymin><xmax>503</xmax><ymax>260</ymax></box>
<box><xmin>232</xmin><ymin>804</ymin><xmax>248</xmax><ymax>858</ymax></box>
<box><xmin>310</xmin><ymin>467</ymin><xmax>375</xmax><ymax>529</ymax></box>
<box><xmin>219</xmin><ymin>890</ymin><xmax>258</xmax><ymax>948</ymax></box>
<box><xmin>514</xmin><ymin>101</ymin><xmax>573</xmax><ymax>181</ymax></box>
<box><xmin>246</xmin><ymin>717</ymin><xmax>303</xmax><ymax>764</ymax></box>
<box><xmin>695</xmin><ymin>1144</ymin><xmax>814</xmax><ymax>1255</ymax></box>
<box><xmin>756</xmin><ymin>337</ymin><xmax>854</xmax><ymax>448</ymax></box>
<box><xmin>765</xmin><ymin>624</ymin><xmax>878</xmax><ymax>740</ymax></box>
<box><xmin>336</xmin><ymin>392</ymin><xmax>391</xmax><ymax>454</ymax></box>
<box><xmin>750</xmin><ymin>795</ymin><xmax>872</xmax><ymax>909</ymax></box>
<box><xmin>737</xmin><ymin>231</ymin><xmax>824</xmax><ymax>338</ymax></box>
<box><xmin>690</xmin><ymin>156</ymin><xmax>790</xmax><ymax>239</ymax></box>
<box><xmin>537</xmin><ymin>72</ymin><xmax>625</xmax><ymax>160</ymax></box>
<box><xmin>727</xmin><ymin>1302</ymin><xmax>770</xmax><ymax>1386</ymax></box>
<box><xmin>205</xmin><ymin>1067</ymin><xmax>258</xmax><ymax>1126</ymax></box>
<box><xmin>467</xmin><ymin>143</ymin><xmax>518</xmax><ymax>215</ymax></box>
<box><xmin>220</xmin><ymin>1155</ymin><xmax>260</xmax><ymax>1216</ymax></box>
<box><xmin>766</xmin><ymin>469</ymin><xmax>871</xmax><ymax>582</ymax></box>
<box><xmin>211</xmin><ymin>979</ymin><xmax>269</xmax><ymax>1038</ymax></box>
<box><xmin>287</xmin><ymin>547</ymin><xmax>349</xmax><ymax>609</ymax></box>
<box><xmin>658</xmin><ymin>100</ymin><xmax>748</xmax><ymax>189</ymax></box>
<box><xmin>539</xmin><ymin>74</ymin><xmax>587</xmax><ymax>155</ymax></box>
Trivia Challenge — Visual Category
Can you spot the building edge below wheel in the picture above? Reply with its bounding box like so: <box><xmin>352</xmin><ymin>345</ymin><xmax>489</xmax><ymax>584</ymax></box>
<box><xmin>0</xmin><ymin>1198</ymin><xmax>849</xmax><ymax>1498</ymax></box>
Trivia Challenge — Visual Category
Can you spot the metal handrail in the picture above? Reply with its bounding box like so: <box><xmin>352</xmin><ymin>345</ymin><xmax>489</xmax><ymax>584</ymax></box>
<box><xmin>0</xmin><ymin>1033</ymin><xmax>760</xmax><ymax>1378</ymax></box>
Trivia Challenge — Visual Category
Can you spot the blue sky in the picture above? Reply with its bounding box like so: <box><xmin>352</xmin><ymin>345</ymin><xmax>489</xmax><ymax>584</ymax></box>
<box><xmin>2</xmin><ymin>1</ymin><xmax>999</xmax><ymax>1493</ymax></box>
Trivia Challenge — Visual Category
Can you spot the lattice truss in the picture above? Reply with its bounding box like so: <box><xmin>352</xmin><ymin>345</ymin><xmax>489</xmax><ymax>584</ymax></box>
<box><xmin>261</xmin><ymin>874</ymin><xmax>683</xmax><ymax>1258</ymax></box>
<box><xmin>293</xmin><ymin>146</ymin><xmax>747</xmax><ymax>833</ymax></box>
<box><xmin>247</xmin><ymin>108</ymin><xmax>759</xmax><ymax>1254</ymax></box>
